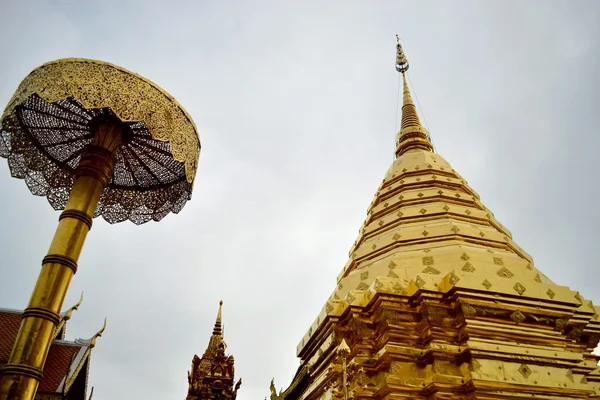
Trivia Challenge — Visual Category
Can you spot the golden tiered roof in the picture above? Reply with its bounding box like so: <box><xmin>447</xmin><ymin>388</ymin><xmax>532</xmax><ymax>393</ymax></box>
<box><xmin>284</xmin><ymin>39</ymin><xmax>600</xmax><ymax>399</ymax></box>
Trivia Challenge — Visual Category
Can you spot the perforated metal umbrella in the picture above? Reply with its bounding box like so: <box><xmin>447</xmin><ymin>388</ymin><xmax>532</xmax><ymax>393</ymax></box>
<box><xmin>0</xmin><ymin>58</ymin><xmax>200</xmax><ymax>224</ymax></box>
<box><xmin>0</xmin><ymin>58</ymin><xmax>201</xmax><ymax>400</ymax></box>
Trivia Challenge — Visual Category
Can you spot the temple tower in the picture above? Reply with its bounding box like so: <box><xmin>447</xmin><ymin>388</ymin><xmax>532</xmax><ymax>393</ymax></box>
<box><xmin>186</xmin><ymin>301</ymin><xmax>241</xmax><ymax>400</ymax></box>
<box><xmin>280</xmin><ymin>38</ymin><xmax>600</xmax><ymax>399</ymax></box>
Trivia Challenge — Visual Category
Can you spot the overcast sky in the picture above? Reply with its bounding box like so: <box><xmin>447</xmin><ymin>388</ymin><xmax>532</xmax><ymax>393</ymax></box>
<box><xmin>0</xmin><ymin>1</ymin><xmax>599</xmax><ymax>399</ymax></box>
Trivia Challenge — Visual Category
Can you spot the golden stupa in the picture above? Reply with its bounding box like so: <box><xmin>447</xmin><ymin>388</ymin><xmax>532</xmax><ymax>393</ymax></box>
<box><xmin>273</xmin><ymin>38</ymin><xmax>600</xmax><ymax>399</ymax></box>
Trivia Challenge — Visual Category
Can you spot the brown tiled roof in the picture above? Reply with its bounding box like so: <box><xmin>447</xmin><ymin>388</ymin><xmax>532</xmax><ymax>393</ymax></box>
<box><xmin>0</xmin><ymin>310</ymin><xmax>21</xmax><ymax>361</ymax></box>
<box><xmin>39</xmin><ymin>342</ymin><xmax>82</xmax><ymax>393</ymax></box>
<box><xmin>0</xmin><ymin>309</ymin><xmax>85</xmax><ymax>394</ymax></box>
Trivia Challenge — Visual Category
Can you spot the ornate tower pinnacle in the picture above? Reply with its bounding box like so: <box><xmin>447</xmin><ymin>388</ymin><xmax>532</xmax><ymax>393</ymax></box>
<box><xmin>213</xmin><ymin>300</ymin><xmax>223</xmax><ymax>336</ymax></box>
<box><xmin>395</xmin><ymin>36</ymin><xmax>434</xmax><ymax>158</ymax></box>
<box><xmin>186</xmin><ymin>301</ymin><xmax>241</xmax><ymax>400</ymax></box>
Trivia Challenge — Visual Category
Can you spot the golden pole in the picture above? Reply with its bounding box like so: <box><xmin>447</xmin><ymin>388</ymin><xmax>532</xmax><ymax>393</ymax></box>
<box><xmin>342</xmin><ymin>356</ymin><xmax>348</xmax><ymax>400</ymax></box>
<box><xmin>0</xmin><ymin>120</ymin><xmax>124</xmax><ymax>400</ymax></box>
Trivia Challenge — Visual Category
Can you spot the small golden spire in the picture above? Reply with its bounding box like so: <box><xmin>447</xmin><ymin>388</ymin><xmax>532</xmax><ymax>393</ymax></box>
<box><xmin>394</xmin><ymin>36</ymin><xmax>434</xmax><ymax>158</ymax></box>
<box><xmin>212</xmin><ymin>300</ymin><xmax>223</xmax><ymax>336</ymax></box>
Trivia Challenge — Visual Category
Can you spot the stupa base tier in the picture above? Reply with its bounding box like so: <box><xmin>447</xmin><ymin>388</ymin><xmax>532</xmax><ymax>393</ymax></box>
<box><xmin>290</xmin><ymin>292</ymin><xmax>600</xmax><ymax>400</ymax></box>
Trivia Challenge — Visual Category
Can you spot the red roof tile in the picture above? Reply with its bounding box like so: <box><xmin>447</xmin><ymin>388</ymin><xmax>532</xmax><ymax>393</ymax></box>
<box><xmin>39</xmin><ymin>343</ymin><xmax>82</xmax><ymax>393</ymax></box>
<box><xmin>0</xmin><ymin>311</ymin><xmax>21</xmax><ymax>361</ymax></box>
<box><xmin>0</xmin><ymin>310</ymin><xmax>84</xmax><ymax>394</ymax></box>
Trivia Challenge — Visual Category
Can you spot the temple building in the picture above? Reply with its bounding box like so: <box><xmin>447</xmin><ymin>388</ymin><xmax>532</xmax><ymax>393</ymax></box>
<box><xmin>186</xmin><ymin>301</ymin><xmax>242</xmax><ymax>400</ymax></box>
<box><xmin>0</xmin><ymin>295</ymin><xmax>103</xmax><ymax>400</ymax></box>
<box><xmin>276</xmin><ymin>39</ymin><xmax>600</xmax><ymax>399</ymax></box>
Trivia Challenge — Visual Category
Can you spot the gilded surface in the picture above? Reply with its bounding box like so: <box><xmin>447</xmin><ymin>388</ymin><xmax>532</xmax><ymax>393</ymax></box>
<box><xmin>283</xmin><ymin>39</ymin><xmax>600</xmax><ymax>400</ymax></box>
<box><xmin>187</xmin><ymin>302</ymin><xmax>241</xmax><ymax>400</ymax></box>
<box><xmin>2</xmin><ymin>58</ymin><xmax>200</xmax><ymax>183</ymax></box>
<box><xmin>0</xmin><ymin>58</ymin><xmax>201</xmax><ymax>224</ymax></box>
<box><xmin>321</xmin><ymin>341</ymin><xmax>365</xmax><ymax>400</ymax></box>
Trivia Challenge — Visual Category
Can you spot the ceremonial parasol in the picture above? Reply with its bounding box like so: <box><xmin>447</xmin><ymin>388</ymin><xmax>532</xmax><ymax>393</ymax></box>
<box><xmin>0</xmin><ymin>58</ymin><xmax>200</xmax><ymax>399</ymax></box>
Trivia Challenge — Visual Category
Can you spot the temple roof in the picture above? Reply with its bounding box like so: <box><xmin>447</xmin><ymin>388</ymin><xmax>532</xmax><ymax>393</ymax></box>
<box><xmin>294</xmin><ymin>39</ymin><xmax>600</xmax><ymax>359</ymax></box>
<box><xmin>0</xmin><ymin>301</ymin><xmax>103</xmax><ymax>397</ymax></box>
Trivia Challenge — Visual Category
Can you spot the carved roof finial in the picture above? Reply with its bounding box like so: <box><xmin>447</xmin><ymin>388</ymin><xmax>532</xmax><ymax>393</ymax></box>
<box><xmin>213</xmin><ymin>300</ymin><xmax>223</xmax><ymax>336</ymax></box>
<box><xmin>75</xmin><ymin>317</ymin><xmax>107</xmax><ymax>349</ymax></box>
<box><xmin>394</xmin><ymin>36</ymin><xmax>434</xmax><ymax>158</ymax></box>
<box><xmin>89</xmin><ymin>317</ymin><xmax>106</xmax><ymax>348</ymax></box>
<box><xmin>61</xmin><ymin>292</ymin><xmax>83</xmax><ymax>321</ymax></box>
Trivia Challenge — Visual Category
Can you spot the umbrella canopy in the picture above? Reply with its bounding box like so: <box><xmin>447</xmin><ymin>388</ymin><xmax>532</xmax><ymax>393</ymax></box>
<box><xmin>0</xmin><ymin>58</ymin><xmax>201</xmax><ymax>224</ymax></box>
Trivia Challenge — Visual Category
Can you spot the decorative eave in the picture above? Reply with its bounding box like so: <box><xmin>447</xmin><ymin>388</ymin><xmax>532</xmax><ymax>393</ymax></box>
<box><xmin>0</xmin><ymin>306</ymin><xmax>26</xmax><ymax>314</ymax></box>
<box><xmin>54</xmin><ymin>341</ymin><xmax>88</xmax><ymax>394</ymax></box>
<box><xmin>280</xmin><ymin>365</ymin><xmax>311</xmax><ymax>400</ymax></box>
<box><xmin>57</xmin><ymin>318</ymin><xmax>106</xmax><ymax>395</ymax></box>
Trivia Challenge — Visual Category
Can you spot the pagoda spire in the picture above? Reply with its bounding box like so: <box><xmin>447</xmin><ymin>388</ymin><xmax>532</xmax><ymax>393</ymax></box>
<box><xmin>187</xmin><ymin>300</ymin><xmax>241</xmax><ymax>400</ymax></box>
<box><xmin>212</xmin><ymin>300</ymin><xmax>223</xmax><ymax>336</ymax></box>
<box><xmin>283</xmin><ymin>38</ymin><xmax>600</xmax><ymax>400</ymax></box>
<box><xmin>395</xmin><ymin>36</ymin><xmax>434</xmax><ymax>158</ymax></box>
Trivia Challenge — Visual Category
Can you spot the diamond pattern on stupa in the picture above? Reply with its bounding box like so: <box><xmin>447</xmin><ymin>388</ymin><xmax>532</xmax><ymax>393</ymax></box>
<box><xmin>282</xmin><ymin>40</ymin><xmax>600</xmax><ymax>400</ymax></box>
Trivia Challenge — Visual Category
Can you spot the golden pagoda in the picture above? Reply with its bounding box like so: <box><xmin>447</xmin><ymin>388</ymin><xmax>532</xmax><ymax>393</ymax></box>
<box><xmin>186</xmin><ymin>301</ymin><xmax>242</xmax><ymax>400</ymax></box>
<box><xmin>277</xmin><ymin>38</ymin><xmax>600</xmax><ymax>399</ymax></box>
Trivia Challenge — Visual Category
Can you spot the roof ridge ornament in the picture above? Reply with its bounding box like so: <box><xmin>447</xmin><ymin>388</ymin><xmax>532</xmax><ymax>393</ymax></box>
<box><xmin>75</xmin><ymin>317</ymin><xmax>106</xmax><ymax>348</ymax></box>
<box><xmin>89</xmin><ymin>318</ymin><xmax>107</xmax><ymax>348</ymax></box>
<box><xmin>60</xmin><ymin>292</ymin><xmax>83</xmax><ymax>321</ymax></box>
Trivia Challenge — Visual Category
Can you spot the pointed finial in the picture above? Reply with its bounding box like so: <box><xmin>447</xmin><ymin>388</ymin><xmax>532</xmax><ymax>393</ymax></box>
<box><xmin>213</xmin><ymin>300</ymin><xmax>223</xmax><ymax>336</ymax></box>
<box><xmin>394</xmin><ymin>37</ymin><xmax>434</xmax><ymax>158</ymax></box>
<box><xmin>337</xmin><ymin>339</ymin><xmax>351</xmax><ymax>357</ymax></box>
<box><xmin>62</xmin><ymin>292</ymin><xmax>84</xmax><ymax>321</ymax></box>
<box><xmin>395</xmin><ymin>35</ymin><xmax>409</xmax><ymax>73</ymax></box>
<box><xmin>89</xmin><ymin>317</ymin><xmax>107</xmax><ymax>348</ymax></box>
